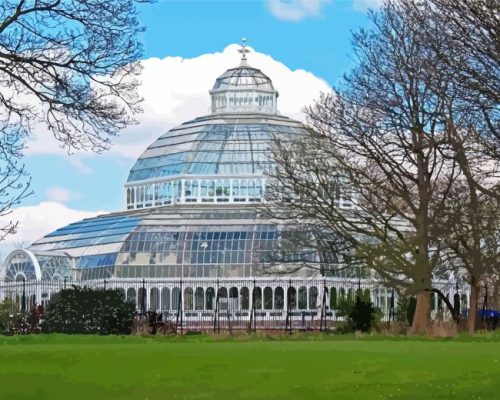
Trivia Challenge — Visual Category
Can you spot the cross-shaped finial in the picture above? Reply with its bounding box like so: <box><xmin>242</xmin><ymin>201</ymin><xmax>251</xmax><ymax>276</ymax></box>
<box><xmin>238</xmin><ymin>37</ymin><xmax>250</xmax><ymax>65</ymax></box>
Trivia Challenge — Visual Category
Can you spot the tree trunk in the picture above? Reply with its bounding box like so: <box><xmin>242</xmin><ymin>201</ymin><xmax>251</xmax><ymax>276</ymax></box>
<box><xmin>468</xmin><ymin>279</ymin><xmax>480</xmax><ymax>335</ymax></box>
<box><xmin>409</xmin><ymin>290</ymin><xmax>431</xmax><ymax>335</ymax></box>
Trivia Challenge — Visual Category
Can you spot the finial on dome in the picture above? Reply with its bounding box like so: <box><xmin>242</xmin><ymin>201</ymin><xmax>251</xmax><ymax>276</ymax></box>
<box><xmin>238</xmin><ymin>37</ymin><xmax>250</xmax><ymax>66</ymax></box>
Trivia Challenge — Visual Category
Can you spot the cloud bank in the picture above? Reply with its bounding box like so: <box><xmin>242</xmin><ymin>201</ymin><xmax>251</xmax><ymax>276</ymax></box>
<box><xmin>25</xmin><ymin>44</ymin><xmax>331</xmax><ymax>161</ymax></box>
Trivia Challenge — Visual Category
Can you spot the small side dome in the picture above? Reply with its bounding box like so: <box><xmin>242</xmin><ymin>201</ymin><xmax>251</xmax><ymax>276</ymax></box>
<box><xmin>211</xmin><ymin>67</ymin><xmax>275</xmax><ymax>92</ymax></box>
<box><xmin>209</xmin><ymin>43</ymin><xmax>279</xmax><ymax>115</ymax></box>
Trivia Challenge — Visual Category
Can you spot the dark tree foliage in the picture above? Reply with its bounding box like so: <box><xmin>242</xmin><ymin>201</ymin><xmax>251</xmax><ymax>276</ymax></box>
<box><xmin>47</xmin><ymin>286</ymin><xmax>134</xmax><ymax>334</ymax></box>
<box><xmin>348</xmin><ymin>297</ymin><xmax>377</xmax><ymax>333</ymax></box>
<box><xmin>0</xmin><ymin>0</ymin><xmax>150</xmax><ymax>152</ymax></box>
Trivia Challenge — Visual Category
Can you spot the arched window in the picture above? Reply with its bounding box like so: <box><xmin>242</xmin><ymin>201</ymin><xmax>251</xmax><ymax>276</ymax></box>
<box><xmin>240</xmin><ymin>287</ymin><xmax>249</xmax><ymax>310</ymax></box>
<box><xmin>161</xmin><ymin>287</ymin><xmax>170</xmax><ymax>310</ymax></box>
<box><xmin>287</xmin><ymin>287</ymin><xmax>297</xmax><ymax>309</ymax></box>
<box><xmin>126</xmin><ymin>288</ymin><xmax>136</xmax><ymax>304</ymax></box>
<box><xmin>184</xmin><ymin>287</ymin><xmax>193</xmax><ymax>310</ymax></box>
<box><xmin>298</xmin><ymin>286</ymin><xmax>307</xmax><ymax>309</ymax></box>
<box><xmin>184</xmin><ymin>287</ymin><xmax>193</xmax><ymax>311</ymax></box>
<box><xmin>229</xmin><ymin>287</ymin><xmax>238</xmax><ymax>298</ymax></box>
<box><xmin>330</xmin><ymin>287</ymin><xmax>337</xmax><ymax>309</ymax></box>
<box><xmin>172</xmin><ymin>287</ymin><xmax>181</xmax><ymax>311</ymax></box>
<box><xmin>218</xmin><ymin>287</ymin><xmax>228</xmax><ymax>298</ymax></box>
<box><xmin>206</xmin><ymin>287</ymin><xmax>215</xmax><ymax>310</ymax></box>
<box><xmin>150</xmin><ymin>287</ymin><xmax>160</xmax><ymax>311</ymax></box>
<box><xmin>218</xmin><ymin>287</ymin><xmax>228</xmax><ymax>310</ymax></box>
<box><xmin>229</xmin><ymin>287</ymin><xmax>238</xmax><ymax>310</ymax></box>
<box><xmin>195</xmin><ymin>287</ymin><xmax>204</xmax><ymax>310</ymax></box>
<box><xmin>274</xmin><ymin>287</ymin><xmax>284</xmax><ymax>310</ymax></box>
<box><xmin>309</xmin><ymin>286</ymin><xmax>318</xmax><ymax>309</ymax></box>
<box><xmin>253</xmin><ymin>287</ymin><xmax>262</xmax><ymax>310</ymax></box>
<box><xmin>264</xmin><ymin>287</ymin><xmax>273</xmax><ymax>310</ymax></box>
<box><xmin>138</xmin><ymin>287</ymin><xmax>146</xmax><ymax>310</ymax></box>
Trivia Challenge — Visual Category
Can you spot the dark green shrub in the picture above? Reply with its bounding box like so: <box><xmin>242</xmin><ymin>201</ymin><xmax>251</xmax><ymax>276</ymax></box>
<box><xmin>348</xmin><ymin>297</ymin><xmax>377</xmax><ymax>332</ymax></box>
<box><xmin>46</xmin><ymin>286</ymin><xmax>134</xmax><ymax>334</ymax></box>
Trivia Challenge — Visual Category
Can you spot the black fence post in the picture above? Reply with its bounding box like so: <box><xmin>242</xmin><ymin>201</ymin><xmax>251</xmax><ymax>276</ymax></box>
<box><xmin>179</xmin><ymin>279</ymin><xmax>183</xmax><ymax>334</ymax></box>
<box><xmin>253</xmin><ymin>278</ymin><xmax>257</xmax><ymax>333</ymax></box>
<box><xmin>141</xmin><ymin>279</ymin><xmax>146</xmax><ymax>314</ymax></box>
<box><xmin>389</xmin><ymin>288</ymin><xmax>395</xmax><ymax>322</ymax></box>
<box><xmin>320</xmin><ymin>279</ymin><xmax>327</xmax><ymax>332</ymax></box>
<box><xmin>214</xmin><ymin>279</ymin><xmax>219</xmax><ymax>333</ymax></box>
<box><xmin>285</xmin><ymin>279</ymin><xmax>292</xmax><ymax>334</ymax></box>
<box><xmin>481</xmin><ymin>284</ymin><xmax>488</xmax><ymax>323</ymax></box>
<box><xmin>453</xmin><ymin>281</ymin><xmax>460</xmax><ymax>322</ymax></box>
<box><xmin>21</xmin><ymin>278</ymin><xmax>26</xmax><ymax>313</ymax></box>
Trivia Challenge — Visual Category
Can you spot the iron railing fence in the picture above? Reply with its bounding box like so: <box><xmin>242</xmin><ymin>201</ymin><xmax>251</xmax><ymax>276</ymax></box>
<box><xmin>0</xmin><ymin>277</ymin><xmax>468</xmax><ymax>332</ymax></box>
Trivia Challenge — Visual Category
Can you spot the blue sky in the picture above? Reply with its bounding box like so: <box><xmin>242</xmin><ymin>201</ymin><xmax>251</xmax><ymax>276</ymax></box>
<box><xmin>6</xmin><ymin>0</ymin><xmax>380</xmax><ymax>246</ymax></box>
<box><xmin>138</xmin><ymin>0</ymin><xmax>371</xmax><ymax>85</ymax></box>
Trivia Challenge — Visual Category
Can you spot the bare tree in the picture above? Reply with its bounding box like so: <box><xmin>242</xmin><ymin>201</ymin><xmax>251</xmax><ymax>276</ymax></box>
<box><xmin>0</xmin><ymin>0</ymin><xmax>151</xmax><ymax>242</ymax></box>
<box><xmin>0</xmin><ymin>0</ymin><xmax>151</xmax><ymax>152</ymax></box>
<box><xmin>265</xmin><ymin>1</ymin><xmax>464</xmax><ymax>334</ymax></box>
<box><xmin>436</xmin><ymin>177</ymin><xmax>499</xmax><ymax>333</ymax></box>
<box><xmin>0</xmin><ymin>126</ymin><xmax>30</xmax><ymax>241</ymax></box>
<box><xmin>266</xmin><ymin>1</ymin><xmax>499</xmax><ymax>335</ymax></box>
<box><xmin>404</xmin><ymin>0</ymin><xmax>499</xmax><ymax>163</ymax></box>
<box><xmin>400</xmin><ymin>0</ymin><xmax>500</xmax><ymax>332</ymax></box>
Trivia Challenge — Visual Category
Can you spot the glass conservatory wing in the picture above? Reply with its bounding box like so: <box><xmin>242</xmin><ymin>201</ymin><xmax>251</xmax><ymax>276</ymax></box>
<box><xmin>2</xmin><ymin>249</ymin><xmax>41</xmax><ymax>282</ymax></box>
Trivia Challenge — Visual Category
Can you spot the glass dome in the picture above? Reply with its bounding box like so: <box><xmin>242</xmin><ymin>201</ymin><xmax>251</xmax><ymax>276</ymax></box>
<box><xmin>127</xmin><ymin>114</ymin><xmax>306</xmax><ymax>181</ymax></box>
<box><xmin>124</xmin><ymin>52</ymin><xmax>308</xmax><ymax>210</ymax></box>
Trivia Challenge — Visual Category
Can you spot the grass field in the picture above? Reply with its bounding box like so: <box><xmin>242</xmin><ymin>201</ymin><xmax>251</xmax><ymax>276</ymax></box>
<box><xmin>1</xmin><ymin>334</ymin><xmax>499</xmax><ymax>400</ymax></box>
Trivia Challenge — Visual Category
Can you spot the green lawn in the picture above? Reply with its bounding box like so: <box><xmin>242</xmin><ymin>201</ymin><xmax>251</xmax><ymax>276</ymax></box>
<box><xmin>0</xmin><ymin>334</ymin><xmax>499</xmax><ymax>400</ymax></box>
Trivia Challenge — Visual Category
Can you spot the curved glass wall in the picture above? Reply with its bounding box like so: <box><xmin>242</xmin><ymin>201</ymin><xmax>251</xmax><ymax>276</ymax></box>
<box><xmin>2</xmin><ymin>206</ymin><xmax>363</xmax><ymax>282</ymax></box>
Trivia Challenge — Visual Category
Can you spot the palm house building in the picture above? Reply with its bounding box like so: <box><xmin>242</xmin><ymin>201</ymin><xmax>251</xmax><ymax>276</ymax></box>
<box><xmin>0</xmin><ymin>46</ymin><xmax>464</xmax><ymax>328</ymax></box>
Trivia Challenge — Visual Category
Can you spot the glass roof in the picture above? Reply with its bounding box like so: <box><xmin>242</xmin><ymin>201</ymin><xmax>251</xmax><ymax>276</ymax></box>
<box><xmin>33</xmin><ymin>214</ymin><xmax>141</xmax><ymax>251</ymax></box>
<box><xmin>127</xmin><ymin>114</ymin><xmax>307</xmax><ymax>183</ymax></box>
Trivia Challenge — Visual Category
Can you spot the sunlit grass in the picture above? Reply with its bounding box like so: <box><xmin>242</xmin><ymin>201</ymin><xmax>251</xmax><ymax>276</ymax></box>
<box><xmin>1</xmin><ymin>333</ymin><xmax>499</xmax><ymax>400</ymax></box>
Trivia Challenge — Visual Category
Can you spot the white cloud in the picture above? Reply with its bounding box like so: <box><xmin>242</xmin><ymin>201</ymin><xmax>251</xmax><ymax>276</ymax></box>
<box><xmin>266</xmin><ymin>0</ymin><xmax>331</xmax><ymax>21</ymax></box>
<box><xmin>0</xmin><ymin>202</ymin><xmax>104</xmax><ymax>258</ymax></box>
<box><xmin>352</xmin><ymin>0</ymin><xmax>384</xmax><ymax>12</ymax></box>
<box><xmin>45</xmin><ymin>186</ymin><xmax>81</xmax><ymax>203</ymax></box>
<box><xmin>24</xmin><ymin>44</ymin><xmax>331</xmax><ymax>161</ymax></box>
